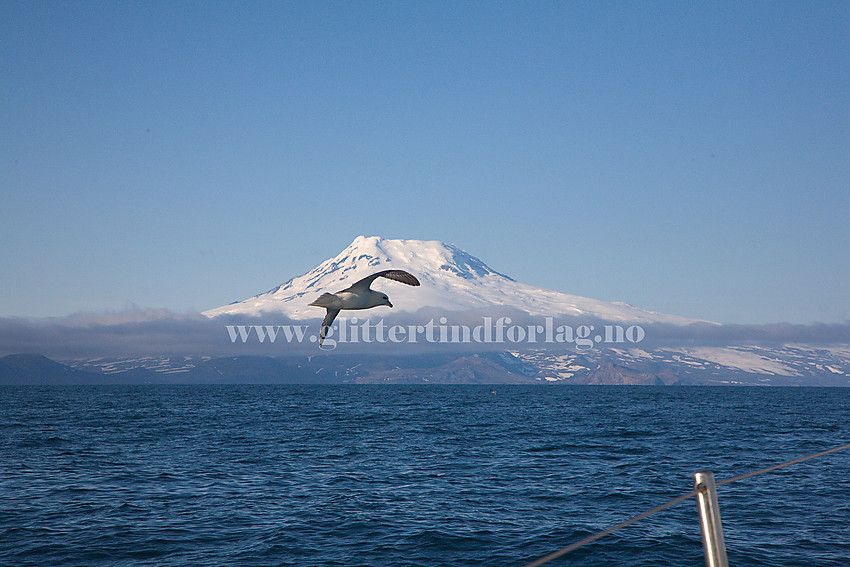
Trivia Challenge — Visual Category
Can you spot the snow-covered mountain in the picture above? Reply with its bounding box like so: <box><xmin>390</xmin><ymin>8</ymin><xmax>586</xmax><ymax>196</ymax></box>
<box><xmin>203</xmin><ymin>236</ymin><xmax>703</xmax><ymax>325</ymax></box>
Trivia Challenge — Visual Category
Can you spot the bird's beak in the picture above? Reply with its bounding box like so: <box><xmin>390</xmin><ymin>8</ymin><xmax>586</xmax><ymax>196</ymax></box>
<box><xmin>387</xmin><ymin>301</ymin><xmax>393</xmax><ymax>308</ymax></box>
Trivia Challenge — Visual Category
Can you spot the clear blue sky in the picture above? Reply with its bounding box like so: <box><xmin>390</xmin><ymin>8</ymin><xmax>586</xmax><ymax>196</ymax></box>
<box><xmin>2</xmin><ymin>1</ymin><xmax>847</xmax><ymax>324</ymax></box>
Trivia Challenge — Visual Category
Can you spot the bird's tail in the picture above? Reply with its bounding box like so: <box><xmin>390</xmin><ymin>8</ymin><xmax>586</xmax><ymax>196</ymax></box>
<box><xmin>308</xmin><ymin>293</ymin><xmax>337</xmax><ymax>308</ymax></box>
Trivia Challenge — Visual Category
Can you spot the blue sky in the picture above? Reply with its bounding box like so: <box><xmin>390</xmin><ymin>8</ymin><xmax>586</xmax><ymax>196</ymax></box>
<box><xmin>2</xmin><ymin>1</ymin><xmax>847</xmax><ymax>324</ymax></box>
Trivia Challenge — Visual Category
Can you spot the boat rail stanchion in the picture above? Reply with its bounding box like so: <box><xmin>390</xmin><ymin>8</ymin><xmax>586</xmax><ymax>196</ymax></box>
<box><xmin>693</xmin><ymin>470</ymin><xmax>729</xmax><ymax>567</ymax></box>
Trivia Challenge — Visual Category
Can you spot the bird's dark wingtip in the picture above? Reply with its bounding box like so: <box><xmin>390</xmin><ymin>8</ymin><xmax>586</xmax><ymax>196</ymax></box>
<box><xmin>378</xmin><ymin>269</ymin><xmax>421</xmax><ymax>287</ymax></box>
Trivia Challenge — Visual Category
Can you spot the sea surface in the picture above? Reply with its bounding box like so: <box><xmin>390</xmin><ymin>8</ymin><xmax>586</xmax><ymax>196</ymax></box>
<box><xmin>1</xmin><ymin>385</ymin><xmax>848</xmax><ymax>567</ymax></box>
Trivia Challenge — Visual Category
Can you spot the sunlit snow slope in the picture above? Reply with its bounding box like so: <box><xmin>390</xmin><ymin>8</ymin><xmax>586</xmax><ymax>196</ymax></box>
<box><xmin>203</xmin><ymin>236</ymin><xmax>703</xmax><ymax>325</ymax></box>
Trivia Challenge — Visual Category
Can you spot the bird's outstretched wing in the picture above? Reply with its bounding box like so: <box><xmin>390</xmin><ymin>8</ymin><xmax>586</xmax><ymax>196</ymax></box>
<box><xmin>319</xmin><ymin>308</ymin><xmax>341</xmax><ymax>346</ymax></box>
<box><xmin>345</xmin><ymin>270</ymin><xmax>421</xmax><ymax>292</ymax></box>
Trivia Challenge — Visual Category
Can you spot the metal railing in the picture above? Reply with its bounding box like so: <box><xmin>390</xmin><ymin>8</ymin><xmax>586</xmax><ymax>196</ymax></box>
<box><xmin>522</xmin><ymin>442</ymin><xmax>850</xmax><ymax>567</ymax></box>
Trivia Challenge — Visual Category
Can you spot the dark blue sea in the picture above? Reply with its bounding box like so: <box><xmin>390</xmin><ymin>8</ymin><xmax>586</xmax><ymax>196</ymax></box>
<box><xmin>1</xmin><ymin>385</ymin><xmax>848</xmax><ymax>567</ymax></box>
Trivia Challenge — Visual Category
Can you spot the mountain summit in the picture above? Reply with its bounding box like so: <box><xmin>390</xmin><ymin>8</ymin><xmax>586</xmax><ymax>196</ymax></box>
<box><xmin>203</xmin><ymin>236</ymin><xmax>701</xmax><ymax>325</ymax></box>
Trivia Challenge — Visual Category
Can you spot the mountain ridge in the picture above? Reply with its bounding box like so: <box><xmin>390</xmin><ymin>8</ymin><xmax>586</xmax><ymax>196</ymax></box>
<box><xmin>3</xmin><ymin>349</ymin><xmax>847</xmax><ymax>386</ymax></box>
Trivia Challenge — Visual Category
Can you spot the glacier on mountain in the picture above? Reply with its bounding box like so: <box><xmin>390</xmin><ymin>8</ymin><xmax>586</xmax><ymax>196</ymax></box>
<box><xmin>203</xmin><ymin>236</ymin><xmax>703</xmax><ymax>326</ymax></box>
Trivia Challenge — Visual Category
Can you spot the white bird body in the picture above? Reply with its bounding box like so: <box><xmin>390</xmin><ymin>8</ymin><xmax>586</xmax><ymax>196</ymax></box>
<box><xmin>311</xmin><ymin>290</ymin><xmax>391</xmax><ymax>310</ymax></box>
<box><xmin>309</xmin><ymin>269</ymin><xmax>420</xmax><ymax>345</ymax></box>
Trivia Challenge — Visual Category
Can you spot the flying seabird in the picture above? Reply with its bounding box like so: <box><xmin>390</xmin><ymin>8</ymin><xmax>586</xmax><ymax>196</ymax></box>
<box><xmin>309</xmin><ymin>269</ymin><xmax>420</xmax><ymax>345</ymax></box>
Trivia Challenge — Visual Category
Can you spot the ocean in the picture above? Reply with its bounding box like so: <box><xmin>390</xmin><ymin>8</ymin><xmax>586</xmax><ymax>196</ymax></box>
<box><xmin>1</xmin><ymin>385</ymin><xmax>848</xmax><ymax>566</ymax></box>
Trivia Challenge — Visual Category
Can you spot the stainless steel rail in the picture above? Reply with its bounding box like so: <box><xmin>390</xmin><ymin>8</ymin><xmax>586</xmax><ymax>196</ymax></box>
<box><xmin>694</xmin><ymin>470</ymin><xmax>728</xmax><ymax>567</ymax></box>
<box><xmin>521</xmin><ymin>441</ymin><xmax>850</xmax><ymax>567</ymax></box>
